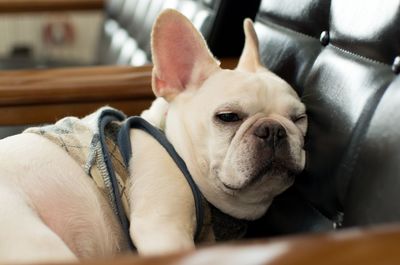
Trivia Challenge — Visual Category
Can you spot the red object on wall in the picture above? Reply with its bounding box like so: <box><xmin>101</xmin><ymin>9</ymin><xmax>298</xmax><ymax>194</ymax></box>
<box><xmin>42</xmin><ymin>21</ymin><xmax>75</xmax><ymax>46</ymax></box>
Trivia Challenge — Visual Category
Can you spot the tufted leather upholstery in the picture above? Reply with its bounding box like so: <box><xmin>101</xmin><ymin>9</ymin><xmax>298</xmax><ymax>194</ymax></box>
<box><xmin>98</xmin><ymin>0</ymin><xmax>261</xmax><ymax>65</ymax></box>
<box><xmin>246</xmin><ymin>0</ymin><xmax>400</xmax><ymax>238</ymax></box>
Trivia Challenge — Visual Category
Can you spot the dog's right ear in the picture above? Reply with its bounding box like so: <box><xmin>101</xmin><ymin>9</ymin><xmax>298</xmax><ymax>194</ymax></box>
<box><xmin>151</xmin><ymin>9</ymin><xmax>220</xmax><ymax>101</ymax></box>
<box><xmin>236</xmin><ymin>19</ymin><xmax>263</xmax><ymax>72</ymax></box>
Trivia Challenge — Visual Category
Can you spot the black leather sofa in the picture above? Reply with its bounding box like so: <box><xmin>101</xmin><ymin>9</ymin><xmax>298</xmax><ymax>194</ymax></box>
<box><xmin>246</xmin><ymin>0</ymin><xmax>400</xmax><ymax>238</ymax></box>
<box><xmin>100</xmin><ymin>0</ymin><xmax>261</xmax><ymax>65</ymax></box>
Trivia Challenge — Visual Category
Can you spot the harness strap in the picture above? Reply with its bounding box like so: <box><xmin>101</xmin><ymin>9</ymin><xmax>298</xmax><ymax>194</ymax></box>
<box><xmin>98</xmin><ymin>111</ymin><xmax>135</xmax><ymax>249</ymax></box>
<box><xmin>117</xmin><ymin>116</ymin><xmax>204</xmax><ymax>242</ymax></box>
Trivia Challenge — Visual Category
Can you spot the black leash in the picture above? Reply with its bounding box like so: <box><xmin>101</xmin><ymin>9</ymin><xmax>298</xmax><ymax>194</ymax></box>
<box><xmin>98</xmin><ymin>112</ymin><xmax>204</xmax><ymax>250</ymax></box>
<box><xmin>118</xmin><ymin>116</ymin><xmax>205</xmax><ymax>242</ymax></box>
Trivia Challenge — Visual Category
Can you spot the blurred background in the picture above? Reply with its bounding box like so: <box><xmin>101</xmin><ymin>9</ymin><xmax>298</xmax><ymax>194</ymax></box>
<box><xmin>0</xmin><ymin>10</ymin><xmax>102</xmax><ymax>69</ymax></box>
<box><xmin>0</xmin><ymin>0</ymin><xmax>260</xmax><ymax>70</ymax></box>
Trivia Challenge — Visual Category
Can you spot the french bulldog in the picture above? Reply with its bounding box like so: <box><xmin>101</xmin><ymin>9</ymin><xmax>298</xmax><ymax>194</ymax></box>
<box><xmin>0</xmin><ymin>9</ymin><xmax>307</xmax><ymax>263</ymax></box>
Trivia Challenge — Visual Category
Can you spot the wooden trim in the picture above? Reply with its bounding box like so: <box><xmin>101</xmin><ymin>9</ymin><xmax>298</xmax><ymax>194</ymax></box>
<box><xmin>0</xmin><ymin>65</ymin><xmax>154</xmax><ymax>124</ymax></box>
<box><xmin>220</xmin><ymin>57</ymin><xmax>238</xmax><ymax>69</ymax></box>
<box><xmin>0</xmin><ymin>100</ymin><xmax>153</xmax><ymax>125</ymax></box>
<box><xmin>0</xmin><ymin>0</ymin><xmax>104</xmax><ymax>13</ymax></box>
<box><xmin>77</xmin><ymin>224</ymin><xmax>400</xmax><ymax>265</ymax></box>
<box><xmin>0</xmin><ymin>65</ymin><xmax>154</xmax><ymax>106</ymax></box>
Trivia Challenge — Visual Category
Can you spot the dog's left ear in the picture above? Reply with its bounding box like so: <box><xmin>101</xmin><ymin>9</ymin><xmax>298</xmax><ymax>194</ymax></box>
<box><xmin>236</xmin><ymin>19</ymin><xmax>263</xmax><ymax>72</ymax></box>
<box><xmin>151</xmin><ymin>9</ymin><xmax>220</xmax><ymax>101</ymax></box>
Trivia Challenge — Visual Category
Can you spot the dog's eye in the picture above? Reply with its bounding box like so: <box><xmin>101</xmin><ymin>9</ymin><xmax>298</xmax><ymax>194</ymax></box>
<box><xmin>216</xmin><ymin>112</ymin><xmax>241</xmax><ymax>123</ymax></box>
<box><xmin>294</xmin><ymin>114</ymin><xmax>307</xmax><ymax>123</ymax></box>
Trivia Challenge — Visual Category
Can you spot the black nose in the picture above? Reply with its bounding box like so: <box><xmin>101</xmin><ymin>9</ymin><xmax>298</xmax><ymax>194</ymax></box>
<box><xmin>254</xmin><ymin>122</ymin><xmax>287</xmax><ymax>147</ymax></box>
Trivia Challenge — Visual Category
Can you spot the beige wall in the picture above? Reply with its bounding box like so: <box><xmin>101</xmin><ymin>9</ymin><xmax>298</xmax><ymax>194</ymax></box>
<box><xmin>0</xmin><ymin>11</ymin><xmax>103</xmax><ymax>64</ymax></box>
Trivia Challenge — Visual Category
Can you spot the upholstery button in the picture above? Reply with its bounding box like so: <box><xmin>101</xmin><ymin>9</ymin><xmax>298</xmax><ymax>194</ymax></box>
<box><xmin>392</xmin><ymin>56</ymin><xmax>400</xmax><ymax>74</ymax></box>
<box><xmin>320</xmin><ymin>31</ymin><xmax>329</xmax><ymax>46</ymax></box>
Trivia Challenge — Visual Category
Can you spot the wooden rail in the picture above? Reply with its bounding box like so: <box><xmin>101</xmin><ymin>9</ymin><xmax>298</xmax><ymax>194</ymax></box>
<box><xmin>74</xmin><ymin>224</ymin><xmax>400</xmax><ymax>265</ymax></box>
<box><xmin>0</xmin><ymin>65</ymin><xmax>155</xmax><ymax>125</ymax></box>
<box><xmin>0</xmin><ymin>0</ymin><xmax>104</xmax><ymax>13</ymax></box>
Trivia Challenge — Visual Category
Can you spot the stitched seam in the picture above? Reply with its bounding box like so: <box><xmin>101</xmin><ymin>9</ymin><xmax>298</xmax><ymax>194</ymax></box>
<box><xmin>256</xmin><ymin>17</ymin><xmax>391</xmax><ymax>67</ymax></box>
<box><xmin>329</xmin><ymin>44</ymin><xmax>389</xmax><ymax>66</ymax></box>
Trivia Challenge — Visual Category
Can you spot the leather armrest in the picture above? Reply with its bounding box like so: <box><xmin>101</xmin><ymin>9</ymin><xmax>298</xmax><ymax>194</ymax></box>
<box><xmin>0</xmin><ymin>58</ymin><xmax>238</xmax><ymax>125</ymax></box>
<box><xmin>78</xmin><ymin>224</ymin><xmax>400</xmax><ymax>265</ymax></box>
<box><xmin>0</xmin><ymin>0</ymin><xmax>104</xmax><ymax>13</ymax></box>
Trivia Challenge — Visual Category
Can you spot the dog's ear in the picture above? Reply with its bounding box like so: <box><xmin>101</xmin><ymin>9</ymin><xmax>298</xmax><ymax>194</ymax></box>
<box><xmin>236</xmin><ymin>19</ymin><xmax>263</xmax><ymax>72</ymax></box>
<box><xmin>151</xmin><ymin>9</ymin><xmax>220</xmax><ymax>101</ymax></box>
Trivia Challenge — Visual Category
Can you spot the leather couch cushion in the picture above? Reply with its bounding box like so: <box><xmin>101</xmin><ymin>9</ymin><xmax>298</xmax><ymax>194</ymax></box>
<box><xmin>344</xmin><ymin>76</ymin><xmax>400</xmax><ymax>226</ymax></box>
<box><xmin>99</xmin><ymin>0</ymin><xmax>261</xmax><ymax>65</ymax></box>
<box><xmin>247</xmin><ymin>0</ymin><xmax>400</xmax><ymax>237</ymax></box>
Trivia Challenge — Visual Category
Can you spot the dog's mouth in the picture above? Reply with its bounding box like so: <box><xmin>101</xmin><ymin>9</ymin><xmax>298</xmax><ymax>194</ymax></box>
<box><xmin>217</xmin><ymin>159</ymin><xmax>297</xmax><ymax>194</ymax></box>
<box><xmin>221</xmin><ymin>181</ymin><xmax>243</xmax><ymax>191</ymax></box>
<box><xmin>217</xmin><ymin>163</ymin><xmax>272</xmax><ymax>193</ymax></box>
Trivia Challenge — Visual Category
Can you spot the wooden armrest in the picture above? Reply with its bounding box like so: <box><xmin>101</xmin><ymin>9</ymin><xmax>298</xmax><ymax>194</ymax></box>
<box><xmin>77</xmin><ymin>224</ymin><xmax>400</xmax><ymax>265</ymax></box>
<box><xmin>0</xmin><ymin>0</ymin><xmax>104</xmax><ymax>13</ymax></box>
<box><xmin>0</xmin><ymin>65</ymin><xmax>154</xmax><ymax>125</ymax></box>
<box><xmin>0</xmin><ymin>58</ymin><xmax>238</xmax><ymax>126</ymax></box>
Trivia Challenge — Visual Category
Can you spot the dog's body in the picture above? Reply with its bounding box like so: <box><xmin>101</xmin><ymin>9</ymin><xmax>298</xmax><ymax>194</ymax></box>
<box><xmin>0</xmin><ymin>10</ymin><xmax>307</xmax><ymax>263</ymax></box>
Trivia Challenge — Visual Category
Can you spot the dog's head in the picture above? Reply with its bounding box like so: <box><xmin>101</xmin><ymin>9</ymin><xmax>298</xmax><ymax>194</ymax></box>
<box><xmin>149</xmin><ymin>10</ymin><xmax>307</xmax><ymax>220</ymax></box>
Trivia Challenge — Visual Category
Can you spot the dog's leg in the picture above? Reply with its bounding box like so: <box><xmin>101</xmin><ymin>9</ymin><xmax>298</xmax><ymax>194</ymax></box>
<box><xmin>130</xmin><ymin>216</ymin><xmax>194</xmax><ymax>255</ymax></box>
<box><xmin>0</xmin><ymin>133</ymin><xmax>127</xmax><ymax>261</ymax></box>
<box><xmin>128</xmin><ymin>130</ymin><xmax>196</xmax><ymax>255</ymax></box>
<box><xmin>0</xmin><ymin>182</ymin><xmax>76</xmax><ymax>263</ymax></box>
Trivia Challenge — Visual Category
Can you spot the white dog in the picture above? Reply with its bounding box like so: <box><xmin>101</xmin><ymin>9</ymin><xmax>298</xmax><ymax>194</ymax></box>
<box><xmin>0</xmin><ymin>9</ymin><xmax>307</xmax><ymax>263</ymax></box>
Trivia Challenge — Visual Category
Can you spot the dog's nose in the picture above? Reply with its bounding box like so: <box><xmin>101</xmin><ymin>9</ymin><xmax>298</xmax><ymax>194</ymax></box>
<box><xmin>254</xmin><ymin>121</ymin><xmax>287</xmax><ymax>146</ymax></box>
